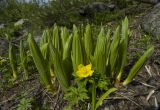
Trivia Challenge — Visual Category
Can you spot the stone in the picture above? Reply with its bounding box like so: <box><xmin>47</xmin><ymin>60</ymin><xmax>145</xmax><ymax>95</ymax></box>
<box><xmin>0</xmin><ymin>24</ymin><xmax>5</xmax><ymax>29</ymax></box>
<box><xmin>34</xmin><ymin>35</ymin><xmax>41</xmax><ymax>43</ymax></box>
<box><xmin>134</xmin><ymin>0</ymin><xmax>160</xmax><ymax>4</ymax></box>
<box><xmin>79</xmin><ymin>2</ymin><xmax>116</xmax><ymax>17</ymax></box>
<box><xmin>13</xmin><ymin>19</ymin><xmax>31</xmax><ymax>37</ymax></box>
<box><xmin>142</xmin><ymin>3</ymin><xmax>160</xmax><ymax>37</ymax></box>
<box><xmin>14</xmin><ymin>19</ymin><xmax>30</xmax><ymax>27</ymax></box>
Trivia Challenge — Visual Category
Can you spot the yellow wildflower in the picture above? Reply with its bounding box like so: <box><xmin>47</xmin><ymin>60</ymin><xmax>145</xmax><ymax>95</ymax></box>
<box><xmin>76</xmin><ymin>64</ymin><xmax>94</xmax><ymax>78</ymax></box>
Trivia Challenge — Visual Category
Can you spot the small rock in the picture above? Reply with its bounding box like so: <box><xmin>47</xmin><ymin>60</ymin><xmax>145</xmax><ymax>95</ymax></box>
<box><xmin>14</xmin><ymin>19</ymin><xmax>30</xmax><ymax>37</ymax></box>
<box><xmin>34</xmin><ymin>35</ymin><xmax>41</xmax><ymax>43</ymax></box>
<box><xmin>142</xmin><ymin>3</ymin><xmax>160</xmax><ymax>37</ymax></box>
<box><xmin>138</xmin><ymin>0</ymin><xmax>160</xmax><ymax>4</ymax></box>
<box><xmin>0</xmin><ymin>24</ymin><xmax>5</xmax><ymax>29</ymax></box>
<box><xmin>14</xmin><ymin>19</ymin><xmax>29</xmax><ymax>27</ymax></box>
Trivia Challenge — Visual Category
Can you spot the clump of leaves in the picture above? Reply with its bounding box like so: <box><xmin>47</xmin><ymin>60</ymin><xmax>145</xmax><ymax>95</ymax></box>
<box><xmin>17</xmin><ymin>97</ymin><xmax>33</xmax><ymax>110</ymax></box>
<box><xmin>64</xmin><ymin>83</ymin><xmax>89</xmax><ymax>107</ymax></box>
<box><xmin>0</xmin><ymin>56</ymin><xmax>14</xmax><ymax>89</ymax></box>
<box><xmin>25</xmin><ymin>17</ymin><xmax>154</xmax><ymax>110</ymax></box>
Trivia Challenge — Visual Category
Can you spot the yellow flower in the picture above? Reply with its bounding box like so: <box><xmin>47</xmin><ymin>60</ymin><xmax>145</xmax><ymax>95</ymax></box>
<box><xmin>76</xmin><ymin>64</ymin><xmax>94</xmax><ymax>78</ymax></box>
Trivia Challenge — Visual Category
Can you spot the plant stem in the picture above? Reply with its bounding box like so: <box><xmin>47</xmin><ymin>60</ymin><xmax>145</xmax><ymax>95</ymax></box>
<box><xmin>92</xmin><ymin>81</ymin><xmax>96</xmax><ymax>110</ymax></box>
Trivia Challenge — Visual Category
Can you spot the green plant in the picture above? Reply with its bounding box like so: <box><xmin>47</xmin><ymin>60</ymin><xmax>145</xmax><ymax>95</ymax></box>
<box><xmin>0</xmin><ymin>56</ymin><xmax>14</xmax><ymax>89</ymax></box>
<box><xmin>9</xmin><ymin>43</ymin><xmax>17</xmax><ymax>79</ymax></box>
<box><xmin>72</xmin><ymin>25</ymin><xmax>84</xmax><ymax>72</ymax></box>
<box><xmin>17</xmin><ymin>97</ymin><xmax>33</xmax><ymax>110</ymax></box>
<box><xmin>49</xmin><ymin>42</ymin><xmax>70</xmax><ymax>92</ymax></box>
<box><xmin>28</xmin><ymin>34</ymin><xmax>54</xmax><ymax>92</ymax></box>
<box><xmin>20</xmin><ymin>40</ymin><xmax>29</xmax><ymax>80</ymax></box>
<box><xmin>26</xmin><ymin>17</ymin><xmax>154</xmax><ymax>109</ymax></box>
<box><xmin>28</xmin><ymin>25</ymin><xmax>71</xmax><ymax>92</ymax></box>
<box><xmin>123</xmin><ymin>46</ymin><xmax>154</xmax><ymax>85</ymax></box>
<box><xmin>65</xmin><ymin>17</ymin><xmax>153</xmax><ymax>109</ymax></box>
<box><xmin>64</xmin><ymin>83</ymin><xmax>89</xmax><ymax>107</ymax></box>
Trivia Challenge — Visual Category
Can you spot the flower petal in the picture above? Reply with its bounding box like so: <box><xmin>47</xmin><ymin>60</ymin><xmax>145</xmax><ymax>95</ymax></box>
<box><xmin>78</xmin><ymin>64</ymin><xmax>84</xmax><ymax>69</ymax></box>
<box><xmin>88</xmin><ymin>70</ymin><xmax>94</xmax><ymax>76</ymax></box>
<box><xmin>76</xmin><ymin>64</ymin><xmax>94</xmax><ymax>78</ymax></box>
<box><xmin>86</xmin><ymin>64</ymin><xmax>92</xmax><ymax>70</ymax></box>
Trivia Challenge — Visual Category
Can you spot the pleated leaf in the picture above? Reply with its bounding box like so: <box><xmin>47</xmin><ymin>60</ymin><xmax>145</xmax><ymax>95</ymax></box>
<box><xmin>40</xmin><ymin>29</ymin><xmax>51</xmax><ymax>47</ymax></box>
<box><xmin>40</xmin><ymin>43</ymin><xmax>49</xmax><ymax>60</ymax></box>
<box><xmin>20</xmin><ymin>40</ymin><xmax>28</xmax><ymax>80</ymax></box>
<box><xmin>109</xmin><ymin>26</ymin><xmax>120</xmax><ymax>77</ymax></box>
<box><xmin>49</xmin><ymin>43</ymin><xmax>69</xmax><ymax>92</ymax></box>
<box><xmin>72</xmin><ymin>25</ymin><xmax>84</xmax><ymax>72</ymax></box>
<box><xmin>28</xmin><ymin>34</ymin><xmax>53</xmax><ymax>91</ymax></box>
<box><xmin>61</xmin><ymin>27</ymin><xmax>69</xmax><ymax>50</ymax></box>
<box><xmin>84</xmin><ymin>24</ymin><xmax>93</xmax><ymax>60</ymax></box>
<box><xmin>105</xmin><ymin>29</ymin><xmax>111</xmax><ymax>66</ymax></box>
<box><xmin>93</xmin><ymin>27</ymin><xmax>106</xmax><ymax>75</ymax></box>
<box><xmin>116</xmin><ymin>17</ymin><xmax>129</xmax><ymax>81</ymax></box>
<box><xmin>52</xmin><ymin>24</ymin><xmax>61</xmax><ymax>53</ymax></box>
<box><xmin>63</xmin><ymin>34</ymin><xmax>73</xmax><ymax>60</ymax></box>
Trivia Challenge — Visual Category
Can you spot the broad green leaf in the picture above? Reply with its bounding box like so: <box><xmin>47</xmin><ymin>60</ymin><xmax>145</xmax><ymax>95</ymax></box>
<box><xmin>52</xmin><ymin>24</ymin><xmax>61</xmax><ymax>53</ymax></box>
<box><xmin>63</xmin><ymin>35</ymin><xmax>73</xmax><ymax>60</ymax></box>
<box><xmin>20</xmin><ymin>40</ymin><xmax>28</xmax><ymax>80</ymax></box>
<box><xmin>123</xmin><ymin>46</ymin><xmax>154</xmax><ymax>86</ymax></box>
<box><xmin>50</xmin><ymin>43</ymin><xmax>69</xmax><ymax>92</ymax></box>
<box><xmin>61</xmin><ymin>27</ymin><xmax>69</xmax><ymax>50</ymax></box>
<box><xmin>105</xmin><ymin>29</ymin><xmax>111</xmax><ymax>66</ymax></box>
<box><xmin>109</xmin><ymin>26</ymin><xmax>120</xmax><ymax>77</ymax></box>
<box><xmin>62</xmin><ymin>35</ymin><xmax>73</xmax><ymax>78</ymax></box>
<box><xmin>72</xmin><ymin>25</ymin><xmax>84</xmax><ymax>72</ymax></box>
<box><xmin>84</xmin><ymin>24</ymin><xmax>93</xmax><ymax>61</ymax></box>
<box><xmin>40</xmin><ymin>43</ymin><xmax>49</xmax><ymax>60</ymax></box>
<box><xmin>93</xmin><ymin>27</ymin><xmax>106</xmax><ymax>75</ymax></box>
<box><xmin>116</xmin><ymin>17</ymin><xmax>129</xmax><ymax>81</ymax></box>
<box><xmin>40</xmin><ymin>29</ymin><xmax>51</xmax><ymax>47</ymax></box>
<box><xmin>9</xmin><ymin>43</ymin><xmax>17</xmax><ymax>79</ymax></box>
<box><xmin>28</xmin><ymin>34</ymin><xmax>53</xmax><ymax>91</ymax></box>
